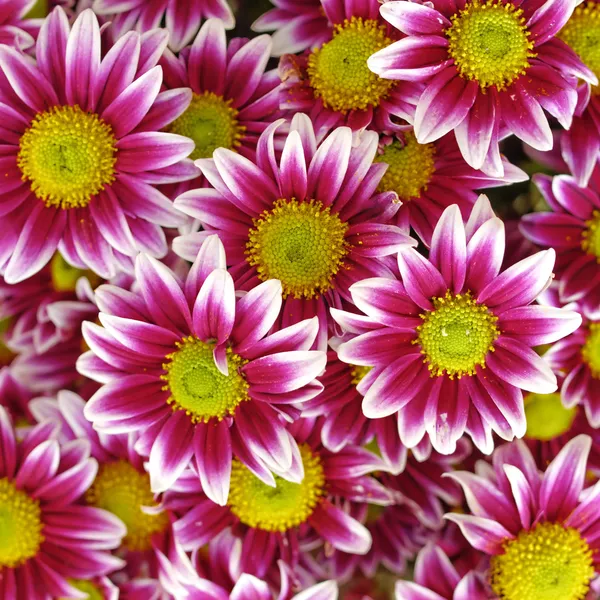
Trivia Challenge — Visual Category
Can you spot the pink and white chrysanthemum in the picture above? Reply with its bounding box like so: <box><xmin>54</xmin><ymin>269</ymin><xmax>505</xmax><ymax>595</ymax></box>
<box><xmin>395</xmin><ymin>543</ymin><xmax>488</xmax><ymax>600</ymax></box>
<box><xmin>373</xmin><ymin>131</ymin><xmax>527</xmax><ymax>244</ymax></box>
<box><xmin>0</xmin><ymin>7</ymin><xmax>195</xmax><ymax>284</ymax></box>
<box><xmin>368</xmin><ymin>0</ymin><xmax>597</xmax><ymax>176</ymax></box>
<box><xmin>446</xmin><ymin>435</ymin><xmax>600</xmax><ymax>599</ymax></box>
<box><xmin>159</xmin><ymin>18</ymin><xmax>282</xmax><ymax>196</ymax></box>
<box><xmin>162</xmin><ymin>418</ymin><xmax>391</xmax><ymax>579</ymax></box>
<box><xmin>0</xmin><ymin>0</ymin><xmax>40</xmax><ymax>50</ymax></box>
<box><xmin>277</xmin><ymin>0</ymin><xmax>424</xmax><ymax>138</ymax></box>
<box><xmin>0</xmin><ymin>406</ymin><xmax>125</xmax><ymax>598</ymax></box>
<box><xmin>333</xmin><ymin>197</ymin><xmax>582</xmax><ymax>455</ymax></box>
<box><xmin>252</xmin><ymin>0</ymin><xmax>329</xmax><ymax>56</ymax></box>
<box><xmin>79</xmin><ymin>236</ymin><xmax>326</xmax><ymax>503</ymax></box>
<box><xmin>173</xmin><ymin>114</ymin><xmax>415</xmax><ymax>351</ymax></box>
<box><xmin>91</xmin><ymin>0</ymin><xmax>234</xmax><ymax>52</ymax></box>
<box><xmin>520</xmin><ymin>169</ymin><xmax>600</xmax><ymax>320</ymax></box>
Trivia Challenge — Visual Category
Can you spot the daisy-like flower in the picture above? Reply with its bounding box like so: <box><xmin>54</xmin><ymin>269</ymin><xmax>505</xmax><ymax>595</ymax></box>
<box><xmin>174</xmin><ymin>114</ymin><xmax>415</xmax><ymax>351</ymax></box>
<box><xmin>333</xmin><ymin>196</ymin><xmax>582</xmax><ymax>455</ymax></box>
<box><xmin>446</xmin><ymin>435</ymin><xmax>600</xmax><ymax>600</ymax></box>
<box><xmin>373</xmin><ymin>130</ymin><xmax>527</xmax><ymax>244</ymax></box>
<box><xmin>160</xmin><ymin>18</ymin><xmax>282</xmax><ymax>196</ymax></box>
<box><xmin>91</xmin><ymin>0</ymin><xmax>235</xmax><ymax>52</ymax></box>
<box><xmin>79</xmin><ymin>236</ymin><xmax>326</xmax><ymax>502</ymax></box>
<box><xmin>0</xmin><ymin>7</ymin><xmax>195</xmax><ymax>284</ymax></box>
<box><xmin>276</xmin><ymin>1</ymin><xmax>424</xmax><ymax>138</ymax></box>
<box><xmin>368</xmin><ymin>0</ymin><xmax>597</xmax><ymax>175</ymax></box>
<box><xmin>0</xmin><ymin>406</ymin><xmax>125</xmax><ymax>598</ymax></box>
<box><xmin>395</xmin><ymin>543</ymin><xmax>488</xmax><ymax>600</ymax></box>
<box><xmin>163</xmin><ymin>418</ymin><xmax>391</xmax><ymax>579</ymax></box>
<box><xmin>0</xmin><ymin>0</ymin><xmax>40</xmax><ymax>50</ymax></box>
<box><xmin>556</xmin><ymin>2</ymin><xmax>600</xmax><ymax>187</ymax></box>
<box><xmin>252</xmin><ymin>0</ymin><xmax>330</xmax><ymax>56</ymax></box>
<box><xmin>520</xmin><ymin>169</ymin><xmax>600</xmax><ymax>320</ymax></box>
<box><xmin>29</xmin><ymin>390</ymin><xmax>206</xmax><ymax>598</ymax></box>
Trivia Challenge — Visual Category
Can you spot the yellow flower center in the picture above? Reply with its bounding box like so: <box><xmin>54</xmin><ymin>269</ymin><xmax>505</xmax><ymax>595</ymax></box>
<box><xmin>490</xmin><ymin>522</ymin><xmax>594</xmax><ymax>600</ymax></box>
<box><xmin>582</xmin><ymin>323</ymin><xmax>600</xmax><ymax>378</ymax></box>
<box><xmin>581</xmin><ymin>210</ymin><xmax>600</xmax><ymax>261</ymax></box>
<box><xmin>559</xmin><ymin>2</ymin><xmax>600</xmax><ymax>94</ymax></box>
<box><xmin>446</xmin><ymin>0</ymin><xmax>536</xmax><ymax>90</ymax></box>
<box><xmin>524</xmin><ymin>392</ymin><xmax>577</xmax><ymax>441</ymax></box>
<box><xmin>85</xmin><ymin>460</ymin><xmax>169</xmax><ymax>552</ymax></box>
<box><xmin>161</xmin><ymin>336</ymin><xmax>250</xmax><ymax>423</ymax></box>
<box><xmin>0</xmin><ymin>478</ymin><xmax>44</xmax><ymax>567</ymax></box>
<box><xmin>167</xmin><ymin>92</ymin><xmax>245</xmax><ymax>160</ymax></box>
<box><xmin>50</xmin><ymin>252</ymin><xmax>101</xmax><ymax>293</ymax></box>
<box><xmin>246</xmin><ymin>198</ymin><xmax>349</xmax><ymax>299</ymax></box>
<box><xmin>17</xmin><ymin>105</ymin><xmax>117</xmax><ymax>210</ymax></box>
<box><xmin>61</xmin><ymin>580</ymin><xmax>104</xmax><ymax>600</ymax></box>
<box><xmin>350</xmin><ymin>365</ymin><xmax>372</xmax><ymax>386</ymax></box>
<box><xmin>375</xmin><ymin>133</ymin><xmax>436</xmax><ymax>201</ymax></box>
<box><xmin>307</xmin><ymin>17</ymin><xmax>395</xmax><ymax>113</ymax></box>
<box><xmin>416</xmin><ymin>291</ymin><xmax>500</xmax><ymax>377</ymax></box>
<box><xmin>227</xmin><ymin>444</ymin><xmax>325</xmax><ymax>532</ymax></box>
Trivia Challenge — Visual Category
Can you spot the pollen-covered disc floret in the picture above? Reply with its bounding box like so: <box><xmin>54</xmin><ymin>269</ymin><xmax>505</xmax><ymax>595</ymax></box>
<box><xmin>524</xmin><ymin>392</ymin><xmax>577</xmax><ymax>441</ymax></box>
<box><xmin>246</xmin><ymin>198</ymin><xmax>350</xmax><ymax>299</ymax></box>
<box><xmin>416</xmin><ymin>291</ymin><xmax>500</xmax><ymax>377</ymax></box>
<box><xmin>581</xmin><ymin>211</ymin><xmax>600</xmax><ymax>261</ymax></box>
<box><xmin>350</xmin><ymin>365</ymin><xmax>372</xmax><ymax>386</ymax></box>
<box><xmin>559</xmin><ymin>2</ymin><xmax>600</xmax><ymax>93</ymax></box>
<box><xmin>62</xmin><ymin>580</ymin><xmax>104</xmax><ymax>600</ymax></box>
<box><xmin>375</xmin><ymin>133</ymin><xmax>436</xmax><ymax>201</ymax></box>
<box><xmin>162</xmin><ymin>336</ymin><xmax>250</xmax><ymax>423</ymax></box>
<box><xmin>227</xmin><ymin>444</ymin><xmax>326</xmax><ymax>532</ymax></box>
<box><xmin>17</xmin><ymin>105</ymin><xmax>117</xmax><ymax>209</ymax></box>
<box><xmin>85</xmin><ymin>460</ymin><xmax>169</xmax><ymax>552</ymax></box>
<box><xmin>582</xmin><ymin>323</ymin><xmax>600</xmax><ymax>378</ymax></box>
<box><xmin>490</xmin><ymin>522</ymin><xmax>595</xmax><ymax>600</ymax></box>
<box><xmin>0</xmin><ymin>478</ymin><xmax>44</xmax><ymax>567</ymax></box>
<box><xmin>307</xmin><ymin>17</ymin><xmax>395</xmax><ymax>112</ymax></box>
<box><xmin>446</xmin><ymin>0</ymin><xmax>536</xmax><ymax>90</ymax></box>
<box><xmin>167</xmin><ymin>91</ymin><xmax>245</xmax><ymax>160</ymax></box>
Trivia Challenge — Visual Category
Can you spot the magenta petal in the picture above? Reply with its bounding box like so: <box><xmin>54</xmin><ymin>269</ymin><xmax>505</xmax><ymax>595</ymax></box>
<box><xmin>380</xmin><ymin>2</ymin><xmax>451</xmax><ymax>35</ymax></box>
<box><xmin>192</xmin><ymin>269</ymin><xmax>235</xmax><ymax>345</ymax></box>
<box><xmin>309</xmin><ymin>502</ymin><xmax>371</xmax><ymax>554</ymax></box>
<box><xmin>503</xmin><ymin>464</ymin><xmax>535</xmax><ymax>530</ymax></box>
<box><xmin>193</xmin><ymin>420</ymin><xmax>232</xmax><ymax>506</ymax></box>
<box><xmin>149</xmin><ymin>411</ymin><xmax>194</xmax><ymax>493</ymax></box>
<box><xmin>430</xmin><ymin>205</ymin><xmax>467</xmax><ymax>293</ymax></box>
<box><xmin>230</xmin><ymin>574</ymin><xmax>271</xmax><ymax>600</ymax></box>
<box><xmin>444</xmin><ymin>514</ymin><xmax>512</xmax><ymax>554</ymax></box>
<box><xmin>0</xmin><ymin>408</ymin><xmax>17</xmax><ymax>479</ymax></box>
<box><xmin>117</xmin><ymin>132</ymin><xmax>194</xmax><ymax>172</ymax></box>
<box><xmin>15</xmin><ymin>440</ymin><xmax>59</xmax><ymax>492</ymax></box>
<box><xmin>465</xmin><ymin>217</ymin><xmax>505</xmax><ymax>294</ymax></box>
<box><xmin>397</xmin><ymin>247</ymin><xmax>446</xmax><ymax>310</ymax></box>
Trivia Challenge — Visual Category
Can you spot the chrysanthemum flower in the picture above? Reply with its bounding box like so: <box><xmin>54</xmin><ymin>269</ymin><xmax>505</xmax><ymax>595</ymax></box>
<box><xmin>80</xmin><ymin>236</ymin><xmax>326</xmax><ymax>502</ymax></box>
<box><xmin>0</xmin><ymin>0</ymin><xmax>40</xmax><ymax>50</ymax></box>
<box><xmin>29</xmin><ymin>390</ymin><xmax>206</xmax><ymax>598</ymax></box>
<box><xmin>0</xmin><ymin>7</ymin><xmax>195</xmax><ymax>284</ymax></box>
<box><xmin>333</xmin><ymin>197</ymin><xmax>582</xmax><ymax>454</ymax></box>
<box><xmin>373</xmin><ymin>130</ymin><xmax>527</xmax><ymax>244</ymax></box>
<box><xmin>395</xmin><ymin>543</ymin><xmax>488</xmax><ymax>600</ymax></box>
<box><xmin>174</xmin><ymin>114</ymin><xmax>415</xmax><ymax>351</ymax></box>
<box><xmin>368</xmin><ymin>0</ymin><xmax>597</xmax><ymax>175</ymax></box>
<box><xmin>276</xmin><ymin>1</ymin><xmax>424</xmax><ymax>138</ymax></box>
<box><xmin>446</xmin><ymin>435</ymin><xmax>600</xmax><ymax>600</ymax></box>
<box><xmin>0</xmin><ymin>405</ymin><xmax>125</xmax><ymax>598</ymax></box>
<box><xmin>91</xmin><ymin>0</ymin><xmax>235</xmax><ymax>52</ymax></box>
<box><xmin>520</xmin><ymin>170</ymin><xmax>600</xmax><ymax>320</ymax></box>
<box><xmin>163</xmin><ymin>418</ymin><xmax>391</xmax><ymax>578</ymax></box>
<box><xmin>556</xmin><ymin>2</ymin><xmax>600</xmax><ymax>186</ymax></box>
<box><xmin>159</xmin><ymin>18</ymin><xmax>282</xmax><ymax>196</ymax></box>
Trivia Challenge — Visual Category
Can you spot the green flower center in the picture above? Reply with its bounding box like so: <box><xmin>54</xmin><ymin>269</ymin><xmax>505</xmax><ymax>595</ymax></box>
<box><xmin>17</xmin><ymin>105</ymin><xmax>117</xmax><ymax>209</ymax></box>
<box><xmin>559</xmin><ymin>2</ymin><xmax>600</xmax><ymax>95</ymax></box>
<box><xmin>375</xmin><ymin>133</ymin><xmax>436</xmax><ymax>201</ymax></box>
<box><xmin>307</xmin><ymin>17</ymin><xmax>395</xmax><ymax>113</ymax></box>
<box><xmin>162</xmin><ymin>336</ymin><xmax>250</xmax><ymax>422</ymax></box>
<box><xmin>85</xmin><ymin>460</ymin><xmax>169</xmax><ymax>551</ymax></box>
<box><xmin>0</xmin><ymin>478</ymin><xmax>44</xmax><ymax>567</ymax></box>
<box><xmin>490</xmin><ymin>523</ymin><xmax>594</xmax><ymax>600</ymax></box>
<box><xmin>0</xmin><ymin>319</ymin><xmax>16</xmax><ymax>367</ymax></box>
<box><xmin>581</xmin><ymin>210</ymin><xmax>600</xmax><ymax>261</ymax></box>
<box><xmin>227</xmin><ymin>444</ymin><xmax>325</xmax><ymax>532</ymax></box>
<box><xmin>446</xmin><ymin>0</ymin><xmax>536</xmax><ymax>90</ymax></box>
<box><xmin>416</xmin><ymin>291</ymin><xmax>500</xmax><ymax>377</ymax></box>
<box><xmin>61</xmin><ymin>580</ymin><xmax>105</xmax><ymax>600</ymax></box>
<box><xmin>246</xmin><ymin>198</ymin><xmax>349</xmax><ymax>299</ymax></box>
<box><xmin>50</xmin><ymin>252</ymin><xmax>101</xmax><ymax>293</ymax></box>
<box><xmin>524</xmin><ymin>392</ymin><xmax>577</xmax><ymax>441</ymax></box>
<box><xmin>582</xmin><ymin>323</ymin><xmax>600</xmax><ymax>378</ymax></box>
<box><xmin>167</xmin><ymin>92</ymin><xmax>245</xmax><ymax>160</ymax></box>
